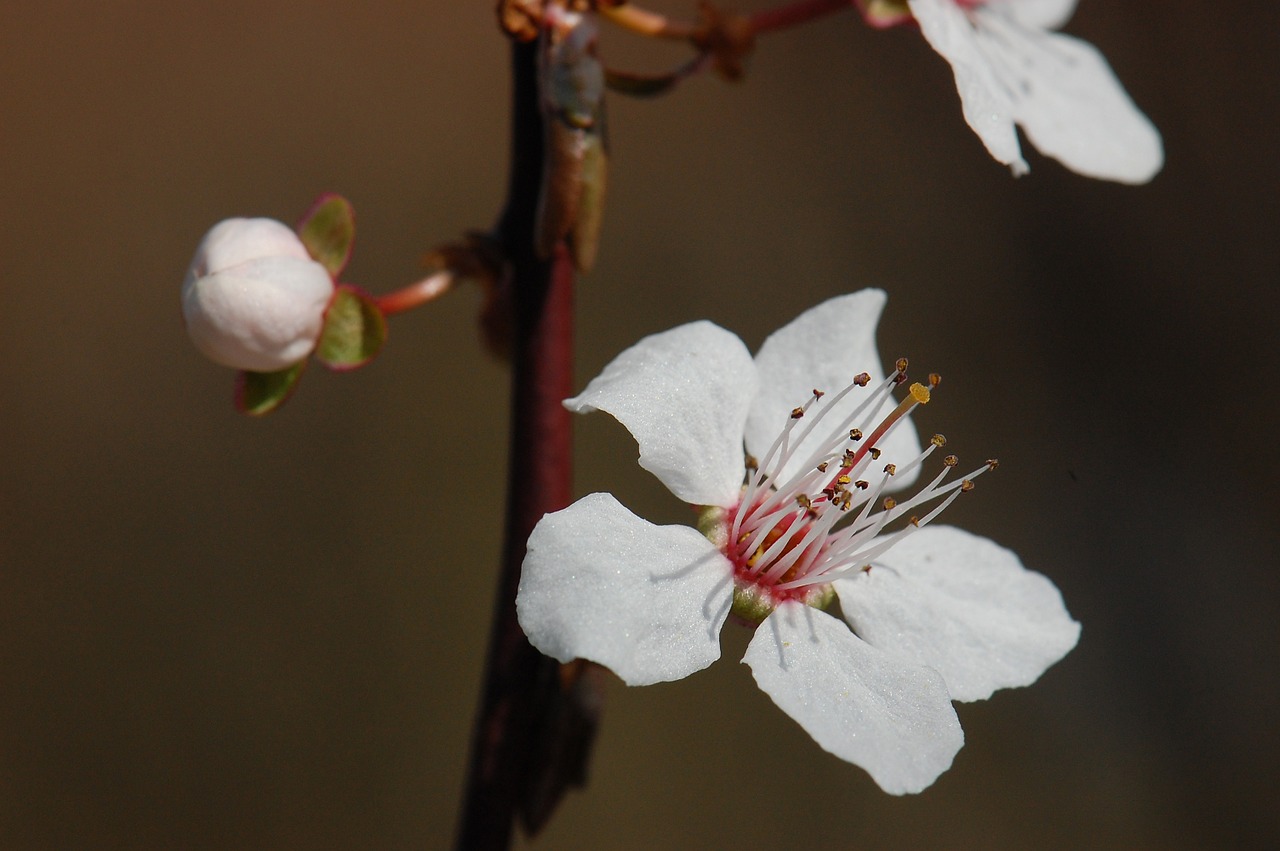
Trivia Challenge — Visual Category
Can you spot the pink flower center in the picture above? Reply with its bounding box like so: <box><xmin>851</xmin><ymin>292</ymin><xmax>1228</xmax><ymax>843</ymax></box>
<box><xmin>718</xmin><ymin>361</ymin><xmax>996</xmax><ymax>623</ymax></box>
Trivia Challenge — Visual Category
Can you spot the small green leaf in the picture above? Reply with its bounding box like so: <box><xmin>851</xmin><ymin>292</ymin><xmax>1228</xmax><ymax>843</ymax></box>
<box><xmin>315</xmin><ymin>285</ymin><xmax>387</xmax><ymax>371</ymax></box>
<box><xmin>297</xmin><ymin>193</ymin><xmax>355</xmax><ymax>277</ymax></box>
<box><xmin>235</xmin><ymin>361</ymin><xmax>306</xmax><ymax>416</ymax></box>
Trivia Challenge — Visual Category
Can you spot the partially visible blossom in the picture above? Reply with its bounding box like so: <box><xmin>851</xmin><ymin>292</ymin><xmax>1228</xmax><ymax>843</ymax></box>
<box><xmin>857</xmin><ymin>0</ymin><xmax>1163</xmax><ymax>183</ymax></box>
<box><xmin>182</xmin><ymin>218</ymin><xmax>335</xmax><ymax>372</ymax></box>
<box><xmin>517</xmin><ymin>290</ymin><xmax>1080</xmax><ymax>793</ymax></box>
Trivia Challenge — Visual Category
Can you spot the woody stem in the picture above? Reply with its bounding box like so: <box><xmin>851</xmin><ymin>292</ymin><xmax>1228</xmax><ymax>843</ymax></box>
<box><xmin>454</xmin><ymin>37</ymin><xmax>599</xmax><ymax>850</ymax></box>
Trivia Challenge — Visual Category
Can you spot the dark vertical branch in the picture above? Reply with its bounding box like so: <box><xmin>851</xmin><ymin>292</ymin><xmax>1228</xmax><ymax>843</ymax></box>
<box><xmin>455</xmin><ymin>38</ymin><xmax>599</xmax><ymax>850</ymax></box>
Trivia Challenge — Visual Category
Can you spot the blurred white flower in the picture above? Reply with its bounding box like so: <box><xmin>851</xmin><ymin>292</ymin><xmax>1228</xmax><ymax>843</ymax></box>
<box><xmin>182</xmin><ymin>218</ymin><xmax>335</xmax><ymax>372</ymax></box>
<box><xmin>517</xmin><ymin>290</ymin><xmax>1080</xmax><ymax>793</ymax></box>
<box><xmin>863</xmin><ymin>0</ymin><xmax>1163</xmax><ymax>182</ymax></box>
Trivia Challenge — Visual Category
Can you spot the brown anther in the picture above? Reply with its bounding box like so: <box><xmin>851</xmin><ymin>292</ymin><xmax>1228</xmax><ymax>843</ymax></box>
<box><xmin>812</xmin><ymin>388</ymin><xmax>825</xmax><ymax>399</ymax></box>
<box><xmin>895</xmin><ymin>357</ymin><xmax>909</xmax><ymax>373</ymax></box>
<box><xmin>837</xmin><ymin>475</ymin><xmax>851</xmax><ymax>485</ymax></box>
<box><xmin>841</xmin><ymin>449</ymin><xmax>857</xmax><ymax>467</ymax></box>
<box><xmin>745</xmin><ymin>454</ymin><xmax>759</xmax><ymax>470</ymax></box>
<box><xmin>883</xmin><ymin>463</ymin><xmax>897</xmax><ymax>475</ymax></box>
<box><xmin>841</xmin><ymin>493</ymin><xmax>853</xmax><ymax>510</ymax></box>
<box><xmin>894</xmin><ymin>372</ymin><xmax>909</xmax><ymax>386</ymax></box>
<box><xmin>909</xmin><ymin>515</ymin><xmax>921</xmax><ymax>526</ymax></box>
<box><xmin>944</xmin><ymin>454</ymin><xmax>959</xmax><ymax>467</ymax></box>
<box><xmin>853</xmin><ymin>372</ymin><xmax>871</xmax><ymax>387</ymax></box>
<box><xmin>790</xmin><ymin>407</ymin><xmax>804</xmax><ymax>419</ymax></box>
<box><xmin>796</xmin><ymin>494</ymin><xmax>811</xmax><ymax>509</ymax></box>
<box><xmin>816</xmin><ymin>461</ymin><xmax>829</xmax><ymax>472</ymax></box>
<box><xmin>882</xmin><ymin>497</ymin><xmax>897</xmax><ymax>510</ymax></box>
<box><xmin>849</xmin><ymin>428</ymin><xmax>863</xmax><ymax>441</ymax></box>
<box><xmin>861</xmin><ymin>564</ymin><xmax>873</xmax><ymax>574</ymax></box>
<box><xmin>986</xmin><ymin>458</ymin><xmax>1001</xmax><ymax>470</ymax></box>
<box><xmin>869</xmin><ymin>447</ymin><xmax>882</xmax><ymax>460</ymax></box>
<box><xmin>960</xmin><ymin>479</ymin><xmax>975</xmax><ymax>493</ymax></box>
<box><xmin>821</xmin><ymin>486</ymin><xmax>836</xmax><ymax>499</ymax></box>
<box><xmin>928</xmin><ymin>372</ymin><xmax>942</xmax><ymax>388</ymax></box>
<box><xmin>855</xmin><ymin>480</ymin><xmax>869</xmax><ymax>490</ymax></box>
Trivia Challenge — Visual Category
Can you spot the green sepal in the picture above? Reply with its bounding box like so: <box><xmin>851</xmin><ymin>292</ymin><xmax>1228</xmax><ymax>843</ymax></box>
<box><xmin>315</xmin><ymin>284</ymin><xmax>387</xmax><ymax>371</ymax></box>
<box><xmin>297</xmin><ymin>193</ymin><xmax>355</xmax><ymax>277</ymax></box>
<box><xmin>235</xmin><ymin>361</ymin><xmax>306</xmax><ymax>416</ymax></box>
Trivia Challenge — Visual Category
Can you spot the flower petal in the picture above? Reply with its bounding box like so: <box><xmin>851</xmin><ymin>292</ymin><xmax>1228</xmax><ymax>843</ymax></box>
<box><xmin>516</xmin><ymin>492</ymin><xmax>733</xmax><ymax>686</ymax></box>
<box><xmin>745</xmin><ymin>290</ymin><xmax>922</xmax><ymax>488</ymax></box>
<box><xmin>997</xmin><ymin>0</ymin><xmax>1076</xmax><ymax>31</ymax></box>
<box><xmin>744</xmin><ymin>602</ymin><xmax>963</xmax><ymax>795</ymax></box>
<box><xmin>908</xmin><ymin>0</ymin><xmax>1162</xmax><ymax>183</ymax></box>
<box><xmin>182</xmin><ymin>254</ymin><xmax>335</xmax><ymax>372</ymax></box>
<box><xmin>833</xmin><ymin>525</ymin><xmax>1081</xmax><ymax>702</ymax></box>
<box><xmin>566</xmin><ymin>321</ymin><xmax>756</xmax><ymax>507</ymax></box>
<box><xmin>909</xmin><ymin>0</ymin><xmax>1027</xmax><ymax>173</ymax></box>
<box><xmin>984</xmin><ymin>20</ymin><xmax>1163</xmax><ymax>184</ymax></box>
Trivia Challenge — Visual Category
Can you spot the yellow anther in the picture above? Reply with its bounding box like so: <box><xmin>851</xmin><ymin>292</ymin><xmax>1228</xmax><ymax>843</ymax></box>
<box><xmin>908</xmin><ymin>382</ymin><xmax>931</xmax><ymax>405</ymax></box>
<box><xmin>931</xmin><ymin>433</ymin><xmax>947</xmax><ymax>447</ymax></box>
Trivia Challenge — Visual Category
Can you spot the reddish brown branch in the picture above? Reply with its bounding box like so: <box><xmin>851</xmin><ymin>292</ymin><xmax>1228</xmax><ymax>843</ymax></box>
<box><xmin>454</xmin><ymin>37</ymin><xmax>601</xmax><ymax>850</ymax></box>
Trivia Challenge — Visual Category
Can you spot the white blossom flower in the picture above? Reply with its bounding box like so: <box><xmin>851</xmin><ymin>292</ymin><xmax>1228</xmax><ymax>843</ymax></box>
<box><xmin>517</xmin><ymin>290</ymin><xmax>1080</xmax><ymax>794</ymax></box>
<box><xmin>860</xmin><ymin>0</ymin><xmax>1163</xmax><ymax>182</ymax></box>
<box><xmin>182</xmin><ymin>218</ymin><xmax>335</xmax><ymax>372</ymax></box>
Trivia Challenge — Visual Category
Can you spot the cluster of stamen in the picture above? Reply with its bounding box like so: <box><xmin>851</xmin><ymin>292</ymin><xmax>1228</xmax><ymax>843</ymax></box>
<box><xmin>723</xmin><ymin>360</ymin><xmax>997</xmax><ymax>622</ymax></box>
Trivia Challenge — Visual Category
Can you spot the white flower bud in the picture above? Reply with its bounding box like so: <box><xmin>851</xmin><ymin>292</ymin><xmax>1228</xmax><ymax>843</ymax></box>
<box><xmin>182</xmin><ymin>218</ymin><xmax>335</xmax><ymax>372</ymax></box>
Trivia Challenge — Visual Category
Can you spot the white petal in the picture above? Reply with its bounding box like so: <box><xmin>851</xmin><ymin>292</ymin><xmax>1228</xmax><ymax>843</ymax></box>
<box><xmin>909</xmin><ymin>0</ymin><xmax>1162</xmax><ymax>183</ymax></box>
<box><xmin>745</xmin><ymin>290</ymin><xmax>923</xmax><ymax>488</ymax></box>
<box><xmin>182</xmin><ymin>254</ymin><xmax>334</xmax><ymax>372</ymax></box>
<box><xmin>744</xmin><ymin>602</ymin><xmax>963</xmax><ymax>795</ymax></box>
<box><xmin>994</xmin><ymin>0</ymin><xmax>1076</xmax><ymax>30</ymax></box>
<box><xmin>566</xmin><ymin>321</ymin><xmax>756</xmax><ymax>507</ymax></box>
<box><xmin>909</xmin><ymin>0</ymin><xmax>1029</xmax><ymax>174</ymax></box>
<box><xmin>980</xmin><ymin>19</ymin><xmax>1164</xmax><ymax>184</ymax></box>
<box><xmin>186</xmin><ymin>218</ymin><xmax>313</xmax><ymax>277</ymax></box>
<box><xmin>833</xmin><ymin>525</ymin><xmax>1081</xmax><ymax>702</ymax></box>
<box><xmin>516</xmin><ymin>492</ymin><xmax>733</xmax><ymax>686</ymax></box>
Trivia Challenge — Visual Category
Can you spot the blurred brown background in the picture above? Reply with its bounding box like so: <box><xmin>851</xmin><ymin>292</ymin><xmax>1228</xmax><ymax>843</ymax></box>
<box><xmin>2</xmin><ymin>2</ymin><xmax>1276</xmax><ymax>848</ymax></box>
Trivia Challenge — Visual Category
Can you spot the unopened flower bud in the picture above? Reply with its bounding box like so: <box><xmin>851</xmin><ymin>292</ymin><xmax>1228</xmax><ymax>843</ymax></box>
<box><xmin>182</xmin><ymin>218</ymin><xmax>335</xmax><ymax>372</ymax></box>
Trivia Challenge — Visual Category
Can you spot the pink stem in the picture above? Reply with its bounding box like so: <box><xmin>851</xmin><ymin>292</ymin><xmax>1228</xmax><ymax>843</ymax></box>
<box><xmin>372</xmin><ymin>271</ymin><xmax>453</xmax><ymax>317</ymax></box>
